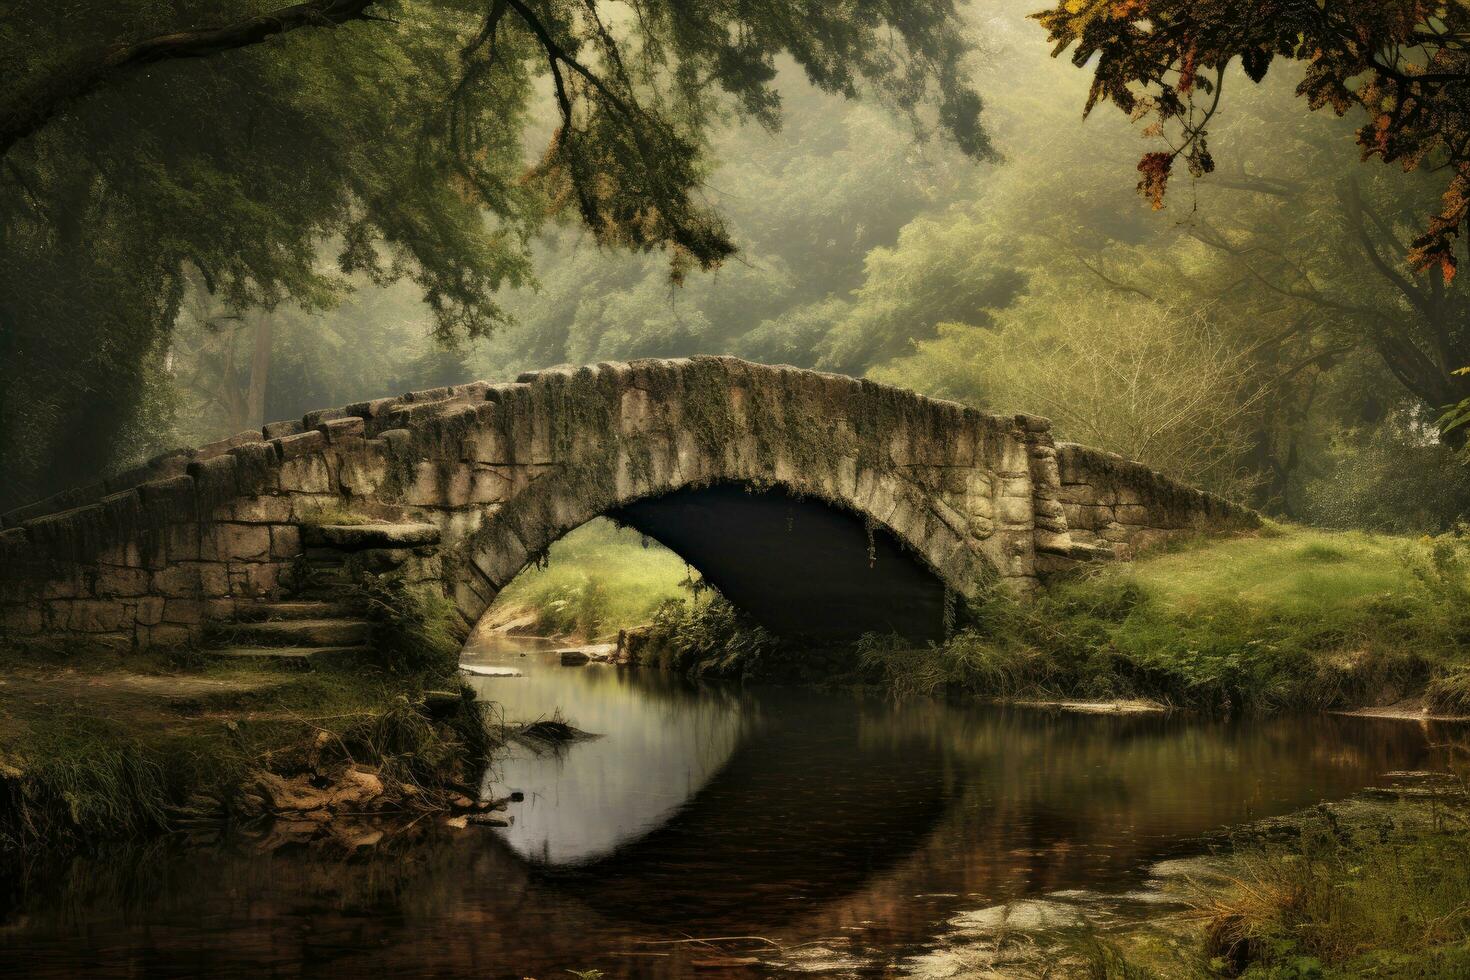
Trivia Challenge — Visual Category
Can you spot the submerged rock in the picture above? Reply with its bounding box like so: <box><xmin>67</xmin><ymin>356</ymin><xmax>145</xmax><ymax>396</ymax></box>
<box><xmin>557</xmin><ymin>643</ymin><xmax>616</xmax><ymax>666</ymax></box>
<box><xmin>460</xmin><ymin>664</ymin><xmax>523</xmax><ymax>677</ymax></box>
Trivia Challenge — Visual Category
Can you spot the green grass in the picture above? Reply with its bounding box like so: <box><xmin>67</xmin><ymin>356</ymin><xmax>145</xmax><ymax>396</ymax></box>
<box><xmin>489</xmin><ymin>518</ymin><xmax>690</xmax><ymax>639</ymax></box>
<box><xmin>863</xmin><ymin>526</ymin><xmax>1470</xmax><ymax>714</ymax></box>
<box><xmin>1124</xmin><ymin>528</ymin><xmax>1418</xmax><ymax>618</ymax></box>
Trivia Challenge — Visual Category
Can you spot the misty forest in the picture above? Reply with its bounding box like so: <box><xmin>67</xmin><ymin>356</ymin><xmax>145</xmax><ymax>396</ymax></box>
<box><xmin>6</xmin><ymin>2</ymin><xmax>1470</xmax><ymax>978</ymax></box>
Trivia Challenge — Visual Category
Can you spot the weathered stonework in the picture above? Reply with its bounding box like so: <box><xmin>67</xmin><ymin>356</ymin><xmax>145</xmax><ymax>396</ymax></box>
<box><xmin>0</xmin><ymin>357</ymin><xmax>1257</xmax><ymax>651</ymax></box>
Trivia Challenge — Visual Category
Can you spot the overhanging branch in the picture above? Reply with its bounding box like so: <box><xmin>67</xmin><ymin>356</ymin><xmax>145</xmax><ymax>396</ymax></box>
<box><xmin>0</xmin><ymin>0</ymin><xmax>383</xmax><ymax>159</ymax></box>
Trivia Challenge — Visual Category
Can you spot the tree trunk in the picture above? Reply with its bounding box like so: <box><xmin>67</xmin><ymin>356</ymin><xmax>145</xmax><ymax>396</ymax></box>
<box><xmin>245</xmin><ymin>312</ymin><xmax>273</xmax><ymax>430</ymax></box>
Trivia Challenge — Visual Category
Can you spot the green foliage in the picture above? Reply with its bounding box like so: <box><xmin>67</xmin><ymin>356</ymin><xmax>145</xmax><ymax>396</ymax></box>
<box><xmin>873</xmin><ymin>272</ymin><xmax>1266</xmax><ymax>499</ymax></box>
<box><xmin>1</xmin><ymin>0</ymin><xmax>986</xmax><ymax>509</ymax></box>
<box><xmin>1295</xmin><ymin>423</ymin><xmax>1470</xmax><ymax>534</ymax></box>
<box><xmin>643</xmin><ymin>592</ymin><xmax>780</xmax><ymax>680</ymax></box>
<box><xmin>0</xmin><ymin>723</ymin><xmax>187</xmax><ymax>849</ymax></box>
<box><xmin>0</xmin><ymin>643</ymin><xmax>496</xmax><ymax>853</ymax></box>
<box><xmin>1199</xmin><ymin>811</ymin><xmax>1470</xmax><ymax>976</ymax></box>
<box><xmin>489</xmin><ymin>518</ymin><xmax>689</xmax><ymax>639</ymax></box>
<box><xmin>356</xmin><ymin>573</ymin><xmax>464</xmax><ymax>677</ymax></box>
<box><xmin>871</xmin><ymin>528</ymin><xmax>1470</xmax><ymax>714</ymax></box>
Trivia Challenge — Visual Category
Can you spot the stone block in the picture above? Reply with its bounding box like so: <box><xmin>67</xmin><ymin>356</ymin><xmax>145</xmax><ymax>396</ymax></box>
<box><xmin>147</xmin><ymin>624</ymin><xmax>195</xmax><ymax>647</ymax></box>
<box><xmin>995</xmin><ymin>496</ymin><xmax>1032</xmax><ymax>526</ymax></box>
<box><xmin>42</xmin><ymin>573</ymin><xmax>82</xmax><ymax>599</ymax></box>
<box><xmin>1031</xmin><ymin>456</ymin><xmax>1061</xmax><ymax>488</ymax></box>
<box><xmin>274</xmin><ymin>430</ymin><xmax>327</xmax><ymax>460</ymax></box>
<box><xmin>997</xmin><ymin>475</ymin><xmax>1031</xmax><ymax>499</ymax></box>
<box><xmin>213</xmin><ymin>523</ymin><xmax>271</xmax><ymax>562</ymax></box>
<box><xmin>1034</xmin><ymin>529</ymin><xmax>1072</xmax><ymax>555</ymax></box>
<box><xmin>0</xmin><ymin>604</ymin><xmax>43</xmax><ymax>635</ymax></box>
<box><xmin>1033</xmin><ymin>498</ymin><xmax>1067</xmax><ymax>521</ymax></box>
<box><xmin>319</xmin><ymin>416</ymin><xmax>365</xmax><ymax>444</ymax></box>
<box><xmin>230</xmin><ymin>495</ymin><xmax>293</xmax><ymax>523</ymax></box>
<box><xmin>162</xmin><ymin>599</ymin><xmax>206</xmax><ymax>625</ymax></box>
<box><xmin>189</xmin><ymin>454</ymin><xmax>240</xmax><ymax>505</ymax></box>
<box><xmin>137</xmin><ymin>474</ymin><xmax>197</xmax><ymax>524</ymax></box>
<box><xmin>270</xmin><ymin>524</ymin><xmax>302</xmax><ymax>558</ymax></box>
<box><xmin>407</xmin><ymin>462</ymin><xmax>471</xmax><ymax>507</ymax></box>
<box><xmin>262</xmin><ymin>419</ymin><xmax>304</xmax><ymax>439</ymax></box>
<box><xmin>229</xmin><ymin>562</ymin><xmax>281</xmax><ymax>597</ymax></box>
<box><xmin>94</xmin><ymin>565</ymin><xmax>149</xmax><ymax>597</ymax></box>
<box><xmin>619</xmin><ymin>388</ymin><xmax>652</xmax><ymax>436</ymax></box>
<box><xmin>302</xmin><ymin>407</ymin><xmax>348</xmax><ymax>429</ymax></box>
<box><xmin>152</xmin><ymin>564</ymin><xmax>200</xmax><ymax>597</ymax></box>
<box><xmin>68</xmin><ymin>599</ymin><xmax>131</xmax><ymax>632</ymax></box>
<box><xmin>1115</xmin><ymin>504</ymin><xmax>1152</xmax><ymax>525</ymax></box>
<box><xmin>136</xmin><ymin>595</ymin><xmax>165</xmax><ymax>627</ymax></box>
<box><xmin>997</xmin><ymin>436</ymin><xmax>1030</xmax><ymax>476</ymax></box>
<box><xmin>278</xmin><ymin>455</ymin><xmax>332</xmax><ymax>494</ymax></box>
<box><xmin>470</xmin><ymin>467</ymin><xmax>512</xmax><ymax>505</ymax></box>
<box><xmin>165</xmin><ymin>523</ymin><xmax>202</xmax><ymax>561</ymax></box>
<box><xmin>931</xmin><ymin>498</ymin><xmax>969</xmax><ymax>537</ymax></box>
<box><xmin>198</xmin><ymin>562</ymin><xmax>230</xmax><ymax>597</ymax></box>
<box><xmin>338</xmin><ymin>451</ymin><xmax>388</xmax><ymax>497</ymax></box>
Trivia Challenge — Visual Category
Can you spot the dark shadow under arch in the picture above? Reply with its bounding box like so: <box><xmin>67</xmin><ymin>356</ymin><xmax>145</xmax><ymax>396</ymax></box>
<box><xmin>608</xmin><ymin>482</ymin><xmax>948</xmax><ymax>642</ymax></box>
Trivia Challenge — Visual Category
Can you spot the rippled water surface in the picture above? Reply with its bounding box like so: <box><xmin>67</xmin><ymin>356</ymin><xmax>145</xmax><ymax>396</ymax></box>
<box><xmin>1</xmin><ymin>635</ymin><xmax>1458</xmax><ymax>978</ymax></box>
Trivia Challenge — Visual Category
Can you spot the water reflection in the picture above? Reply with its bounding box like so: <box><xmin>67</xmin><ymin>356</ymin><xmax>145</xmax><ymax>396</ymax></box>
<box><xmin>467</xmin><ymin>642</ymin><xmax>748</xmax><ymax>865</ymax></box>
<box><xmin>0</xmin><ymin>636</ymin><xmax>1459</xmax><ymax>979</ymax></box>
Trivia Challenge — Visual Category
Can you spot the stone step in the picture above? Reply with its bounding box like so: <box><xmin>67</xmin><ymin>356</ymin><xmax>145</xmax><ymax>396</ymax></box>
<box><xmin>1068</xmin><ymin>541</ymin><xmax>1116</xmax><ymax>562</ymax></box>
<box><xmin>218</xmin><ymin>618</ymin><xmax>373</xmax><ymax>647</ymax></box>
<box><xmin>303</xmin><ymin>546</ymin><xmax>415</xmax><ymax>572</ymax></box>
<box><xmin>234</xmin><ymin>601</ymin><xmax>358</xmax><ymax>622</ymax></box>
<box><xmin>303</xmin><ymin>523</ymin><xmax>440</xmax><ymax>550</ymax></box>
<box><xmin>207</xmin><ymin>645</ymin><xmax>372</xmax><ymax>662</ymax></box>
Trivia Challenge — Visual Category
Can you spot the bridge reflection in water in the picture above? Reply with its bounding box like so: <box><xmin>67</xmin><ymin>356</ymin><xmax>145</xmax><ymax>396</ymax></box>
<box><xmin>1</xmin><ymin>638</ymin><xmax>1456</xmax><ymax>979</ymax></box>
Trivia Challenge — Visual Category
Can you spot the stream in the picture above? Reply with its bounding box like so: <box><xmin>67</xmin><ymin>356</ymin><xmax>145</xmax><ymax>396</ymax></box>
<box><xmin>0</xmin><ymin>633</ymin><xmax>1460</xmax><ymax>978</ymax></box>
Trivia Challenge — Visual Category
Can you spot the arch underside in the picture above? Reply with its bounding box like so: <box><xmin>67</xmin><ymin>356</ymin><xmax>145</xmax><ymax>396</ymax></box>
<box><xmin>606</xmin><ymin>483</ymin><xmax>948</xmax><ymax>643</ymax></box>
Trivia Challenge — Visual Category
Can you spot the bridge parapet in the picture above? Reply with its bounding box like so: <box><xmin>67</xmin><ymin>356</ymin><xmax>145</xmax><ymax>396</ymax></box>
<box><xmin>0</xmin><ymin>357</ymin><xmax>1256</xmax><ymax>651</ymax></box>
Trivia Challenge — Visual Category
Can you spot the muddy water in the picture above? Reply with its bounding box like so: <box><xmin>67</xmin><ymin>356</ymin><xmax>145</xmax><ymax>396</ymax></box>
<box><xmin>0</xmin><ymin>635</ymin><xmax>1459</xmax><ymax>978</ymax></box>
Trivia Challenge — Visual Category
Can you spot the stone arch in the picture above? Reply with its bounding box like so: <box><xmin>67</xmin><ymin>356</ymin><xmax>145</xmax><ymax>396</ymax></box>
<box><xmin>403</xmin><ymin>358</ymin><xmax>1000</xmax><ymax>641</ymax></box>
<box><xmin>456</xmin><ymin>473</ymin><xmax>973</xmax><ymax>642</ymax></box>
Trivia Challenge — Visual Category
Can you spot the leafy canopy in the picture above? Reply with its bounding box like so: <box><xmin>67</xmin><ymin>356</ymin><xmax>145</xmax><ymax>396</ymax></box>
<box><xmin>1035</xmin><ymin>0</ymin><xmax>1470</xmax><ymax>280</ymax></box>
<box><xmin>0</xmin><ymin>0</ymin><xmax>988</xmax><ymax>508</ymax></box>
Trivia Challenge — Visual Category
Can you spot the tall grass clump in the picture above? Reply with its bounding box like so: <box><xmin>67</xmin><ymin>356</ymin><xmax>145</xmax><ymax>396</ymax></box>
<box><xmin>1197</xmin><ymin>805</ymin><xmax>1470</xmax><ymax>976</ymax></box>
<box><xmin>358</xmin><ymin>572</ymin><xmax>464</xmax><ymax>677</ymax></box>
<box><xmin>0</xmin><ymin>722</ymin><xmax>244</xmax><ymax>852</ymax></box>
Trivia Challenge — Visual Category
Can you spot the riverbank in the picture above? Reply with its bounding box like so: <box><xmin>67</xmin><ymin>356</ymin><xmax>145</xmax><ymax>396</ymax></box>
<box><xmin>632</xmin><ymin>525</ymin><xmax>1470</xmax><ymax>716</ymax></box>
<box><xmin>0</xmin><ymin>638</ymin><xmax>498</xmax><ymax>859</ymax></box>
<box><xmin>1046</xmin><ymin>768</ymin><xmax>1470</xmax><ymax>978</ymax></box>
<box><xmin>897</xmin><ymin>766</ymin><xmax>1470</xmax><ymax>978</ymax></box>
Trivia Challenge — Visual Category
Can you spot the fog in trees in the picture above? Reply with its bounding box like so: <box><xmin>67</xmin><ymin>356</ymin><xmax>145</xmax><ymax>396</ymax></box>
<box><xmin>5</xmin><ymin>0</ymin><xmax>1469</xmax><ymax>533</ymax></box>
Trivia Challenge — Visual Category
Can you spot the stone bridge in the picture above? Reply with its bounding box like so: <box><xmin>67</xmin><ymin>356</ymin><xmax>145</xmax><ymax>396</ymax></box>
<box><xmin>0</xmin><ymin>357</ymin><xmax>1254</xmax><ymax>651</ymax></box>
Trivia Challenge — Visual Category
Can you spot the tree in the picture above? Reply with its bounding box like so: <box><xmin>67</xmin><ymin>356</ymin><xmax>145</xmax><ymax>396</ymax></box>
<box><xmin>1034</xmin><ymin>1</ymin><xmax>1470</xmax><ymax>279</ymax></box>
<box><xmin>0</xmin><ymin>1</ymin><xmax>989</xmax><ymax>509</ymax></box>
<box><xmin>1032</xmin><ymin>2</ymin><xmax>1470</xmax><ymax>444</ymax></box>
<box><xmin>873</xmin><ymin>273</ymin><xmax>1267</xmax><ymax>499</ymax></box>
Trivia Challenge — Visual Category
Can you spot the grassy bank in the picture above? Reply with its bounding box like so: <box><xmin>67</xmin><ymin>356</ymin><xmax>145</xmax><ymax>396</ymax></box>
<box><xmin>484</xmin><ymin>521</ymin><xmax>1469</xmax><ymax>712</ymax></box>
<box><xmin>0</xmin><ymin>581</ymin><xmax>493</xmax><ymax>857</ymax></box>
<box><xmin>485</xmin><ymin>518</ymin><xmax>689</xmax><ymax>639</ymax></box>
<box><xmin>1075</xmin><ymin>767</ymin><xmax>1470</xmax><ymax>978</ymax></box>
<box><xmin>859</xmin><ymin>526</ymin><xmax>1470</xmax><ymax>715</ymax></box>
